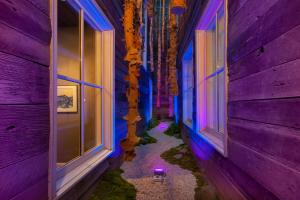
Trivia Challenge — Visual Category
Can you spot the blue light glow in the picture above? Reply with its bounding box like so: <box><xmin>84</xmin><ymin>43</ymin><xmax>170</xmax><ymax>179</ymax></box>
<box><xmin>196</xmin><ymin>0</ymin><xmax>222</xmax><ymax>30</ymax></box>
<box><xmin>183</xmin><ymin>42</ymin><xmax>193</xmax><ymax>61</ymax></box>
<box><xmin>174</xmin><ymin>96</ymin><xmax>179</xmax><ymax>123</ymax></box>
<box><xmin>68</xmin><ymin>0</ymin><xmax>113</xmax><ymax>31</ymax></box>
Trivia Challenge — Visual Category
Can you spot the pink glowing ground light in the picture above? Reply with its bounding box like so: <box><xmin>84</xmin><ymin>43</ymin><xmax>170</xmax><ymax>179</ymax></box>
<box><xmin>158</xmin><ymin>122</ymin><xmax>169</xmax><ymax>131</ymax></box>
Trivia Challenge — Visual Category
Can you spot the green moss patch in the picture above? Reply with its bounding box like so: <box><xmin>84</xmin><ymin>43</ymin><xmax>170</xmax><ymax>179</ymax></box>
<box><xmin>137</xmin><ymin>131</ymin><xmax>157</xmax><ymax>146</ymax></box>
<box><xmin>161</xmin><ymin>144</ymin><xmax>219</xmax><ymax>200</ymax></box>
<box><xmin>164</xmin><ymin>122</ymin><xmax>181</xmax><ymax>139</ymax></box>
<box><xmin>146</xmin><ymin>118</ymin><xmax>159</xmax><ymax>130</ymax></box>
<box><xmin>89</xmin><ymin>169</ymin><xmax>136</xmax><ymax>200</ymax></box>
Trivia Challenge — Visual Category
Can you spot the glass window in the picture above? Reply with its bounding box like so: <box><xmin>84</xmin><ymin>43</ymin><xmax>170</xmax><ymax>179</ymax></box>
<box><xmin>205</xmin><ymin>4</ymin><xmax>226</xmax><ymax>134</ymax></box>
<box><xmin>195</xmin><ymin>0</ymin><xmax>227</xmax><ymax>155</ymax></box>
<box><xmin>182</xmin><ymin>43</ymin><xmax>194</xmax><ymax>128</ymax></box>
<box><xmin>57</xmin><ymin>80</ymin><xmax>81</xmax><ymax>166</ymax></box>
<box><xmin>57</xmin><ymin>1</ymin><xmax>80</xmax><ymax>80</ymax></box>
<box><xmin>84</xmin><ymin>86</ymin><xmax>102</xmax><ymax>152</ymax></box>
<box><xmin>206</xmin><ymin>16</ymin><xmax>216</xmax><ymax>77</ymax></box>
<box><xmin>51</xmin><ymin>0</ymin><xmax>114</xmax><ymax>198</ymax></box>
<box><xmin>84</xmin><ymin>21</ymin><xmax>102</xmax><ymax>85</ymax></box>
<box><xmin>56</xmin><ymin>0</ymin><xmax>103</xmax><ymax>168</ymax></box>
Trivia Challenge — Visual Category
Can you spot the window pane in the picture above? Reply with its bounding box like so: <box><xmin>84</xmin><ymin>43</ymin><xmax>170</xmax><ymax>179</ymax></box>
<box><xmin>84</xmin><ymin>21</ymin><xmax>101</xmax><ymax>85</ymax></box>
<box><xmin>217</xmin><ymin>5</ymin><xmax>225</xmax><ymax>69</ymax></box>
<box><xmin>218</xmin><ymin>71</ymin><xmax>225</xmax><ymax>133</ymax></box>
<box><xmin>183</xmin><ymin>58</ymin><xmax>193</xmax><ymax>126</ymax></box>
<box><xmin>57</xmin><ymin>79</ymin><xmax>81</xmax><ymax>167</ymax></box>
<box><xmin>206</xmin><ymin>76</ymin><xmax>218</xmax><ymax>132</ymax></box>
<box><xmin>84</xmin><ymin>86</ymin><xmax>102</xmax><ymax>152</ymax></box>
<box><xmin>206</xmin><ymin>17</ymin><xmax>216</xmax><ymax>76</ymax></box>
<box><xmin>57</xmin><ymin>1</ymin><xmax>81</xmax><ymax>80</ymax></box>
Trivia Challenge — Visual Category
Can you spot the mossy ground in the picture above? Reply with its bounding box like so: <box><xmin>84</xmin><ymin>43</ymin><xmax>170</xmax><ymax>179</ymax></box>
<box><xmin>146</xmin><ymin>118</ymin><xmax>159</xmax><ymax>130</ymax></box>
<box><xmin>89</xmin><ymin>169</ymin><xmax>136</xmax><ymax>200</ymax></box>
<box><xmin>161</xmin><ymin>144</ymin><xmax>220</xmax><ymax>200</ymax></box>
<box><xmin>164</xmin><ymin>122</ymin><xmax>181</xmax><ymax>139</ymax></box>
<box><xmin>137</xmin><ymin>130</ymin><xmax>157</xmax><ymax>146</ymax></box>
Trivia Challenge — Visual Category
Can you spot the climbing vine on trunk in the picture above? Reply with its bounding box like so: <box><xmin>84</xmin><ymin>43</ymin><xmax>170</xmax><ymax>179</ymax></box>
<box><xmin>167</xmin><ymin>13</ymin><xmax>179</xmax><ymax>97</ymax></box>
<box><xmin>121</xmin><ymin>0</ymin><xmax>143</xmax><ymax>161</ymax></box>
<box><xmin>147</xmin><ymin>0</ymin><xmax>154</xmax><ymax>72</ymax></box>
<box><xmin>156</xmin><ymin>0</ymin><xmax>162</xmax><ymax>108</ymax></box>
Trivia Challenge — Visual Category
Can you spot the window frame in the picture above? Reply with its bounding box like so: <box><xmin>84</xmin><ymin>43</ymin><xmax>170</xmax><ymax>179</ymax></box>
<box><xmin>195</xmin><ymin>0</ymin><xmax>228</xmax><ymax>156</ymax></box>
<box><xmin>49</xmin><ymin>0</ymin><xmax>115</xmax><ymax>198</ymax></box>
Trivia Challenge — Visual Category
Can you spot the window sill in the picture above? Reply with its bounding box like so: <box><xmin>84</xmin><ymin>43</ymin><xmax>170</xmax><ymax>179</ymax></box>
<box><xmin>56</xmin><ymin>148</ymin><xmax>112</xmax><ymax>198</ymax></box>
<box><xmin>199</xmin><ymin>129</ymin><xmax>226</xmax><ymax>156</ymax></box>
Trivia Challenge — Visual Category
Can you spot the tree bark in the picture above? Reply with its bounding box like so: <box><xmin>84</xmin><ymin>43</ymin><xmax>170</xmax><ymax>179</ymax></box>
<box><xmin>121</xmin><ymin>0</ymin><xmax>143</xmax><ymax>161</ymax></box>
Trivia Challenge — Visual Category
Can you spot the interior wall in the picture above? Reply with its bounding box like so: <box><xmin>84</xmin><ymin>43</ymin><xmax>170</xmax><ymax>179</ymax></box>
<box><xmin>57</xmin><ymin>28</ymin><xmax>81</xmax><ymax>163</ymax></box>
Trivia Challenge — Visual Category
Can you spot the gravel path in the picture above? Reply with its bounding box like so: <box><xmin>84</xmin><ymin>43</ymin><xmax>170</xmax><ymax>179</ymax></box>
<box><xmin>121</xmin><ymin>121</ymin><xmax>197</xmax><ymax>200</ymax></box>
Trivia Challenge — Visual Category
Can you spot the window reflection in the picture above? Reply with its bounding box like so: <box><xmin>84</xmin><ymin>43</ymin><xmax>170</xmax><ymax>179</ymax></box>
<box><xmin>57</xmin><ymin>1</ymin><xmax>80</xmax><ymax>80</ymax></box>
<box><xmin>84</xmin><ymin>86</ymin><xmax>102</xmax><ymax>152</ymax></box>
<box><xmin>57</xmin><ymin>79</ymin><xmax>81</xmax><ymax>167</ymax></box>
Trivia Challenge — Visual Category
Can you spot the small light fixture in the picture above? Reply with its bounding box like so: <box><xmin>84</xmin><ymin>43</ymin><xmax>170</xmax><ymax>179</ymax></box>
<box><xmin>153</xmin><ymin>168</ymin><xmax>166</xmax><ymax>183</ymax></box>
<box><xmin>170</xmin><ymin>0</ymin><xmax>187</xmax><ymax>15</ymax></box>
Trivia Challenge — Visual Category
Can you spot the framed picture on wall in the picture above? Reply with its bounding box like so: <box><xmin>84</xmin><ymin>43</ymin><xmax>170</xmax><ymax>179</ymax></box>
<box><xmin>57</xmin><ymin>85</ymin><xmax>78</xmax><ymax>113</ymax></box>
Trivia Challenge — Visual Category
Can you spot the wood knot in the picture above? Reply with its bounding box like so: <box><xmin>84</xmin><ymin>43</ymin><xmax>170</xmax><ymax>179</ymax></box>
<box><xmin>6</xmin><ymin>125</ymin><xmax>15</xmax><ymax>131</ymax></box>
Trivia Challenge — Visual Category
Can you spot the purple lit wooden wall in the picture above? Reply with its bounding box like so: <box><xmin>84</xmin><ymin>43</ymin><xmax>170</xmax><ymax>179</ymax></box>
<box><xmin>227</xmin><ymin>0</ymin><xmax>300</xmax><ymax>199</ymax></box>
<box><xmin>178</xmin><ymin>0</ymin><xmax>300</xmax><ymax>200</ymax></box>
<box><xmin>0</xmin><ymin>0</ymin><xmax>51</xmax><ymax>200</ymax></box>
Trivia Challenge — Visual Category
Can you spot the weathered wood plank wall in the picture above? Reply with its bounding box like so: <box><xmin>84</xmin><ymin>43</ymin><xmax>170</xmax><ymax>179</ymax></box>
<box><xmin>226</xmin><ymin>0</ymin><xmax>300</xmax><ymax>199</ymax></box>
<box><xmin>178</xmin><ymin>0</ymin><xmax>300</xmax><ymax>199</ymax></box>
<box><xmin>0</xmin><ymin>0</ymin><xmax>149</xmax><ymax>199</ymax></box>
<box><xmin>0</xmin><ymin>0</ymin><xmax>51</xmax><ymax>200</ymax></box>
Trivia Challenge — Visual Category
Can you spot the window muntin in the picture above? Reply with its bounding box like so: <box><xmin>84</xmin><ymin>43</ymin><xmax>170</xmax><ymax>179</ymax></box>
<box><xmin>56</xmin><ymin>0</ymin><xmax>103</xmax><ymax>168</ymax></box>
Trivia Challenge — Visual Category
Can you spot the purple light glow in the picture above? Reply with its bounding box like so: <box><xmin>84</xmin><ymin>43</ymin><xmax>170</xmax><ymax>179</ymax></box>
<box><xmin>158</xmin><ymin>122</ymin><xmax>169</xmax><ymax>130</ymax></box>
<box><xmin>196</xmin><ymin>0</ymin><xmax>222</xmax><ymax>30</ymax></box>
<box><xmin>154</xmin><ymin>168</ymin><xmax>164</xmax><ymax>172</ymax></box>
<box><xmin>190</xmin><ymin>137</ymin><xmax>214</xmax><ymax>161</ymax></box>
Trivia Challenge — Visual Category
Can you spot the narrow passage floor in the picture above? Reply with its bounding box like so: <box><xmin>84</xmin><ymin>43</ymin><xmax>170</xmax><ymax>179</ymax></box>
<box><xmin>121</xmin><ymin>121</ymin><xmax>197</xmax><ymax>200</ymax></box>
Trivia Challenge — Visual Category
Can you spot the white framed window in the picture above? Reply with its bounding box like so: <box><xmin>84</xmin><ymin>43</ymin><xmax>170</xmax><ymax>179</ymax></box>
<box><xmin>195</xmin><ymin>0</ymin><xmax>228</xmax><ymax>156</ymax></box>
<box><xmin>49</xmin><ymin>0</ymin><xmax>115</xmax><ymax>198</ymax></box>
<box><xmin>182</xmin><ymin>42</ymin><xmax>194</xmax><ymax>129</ymax></box>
